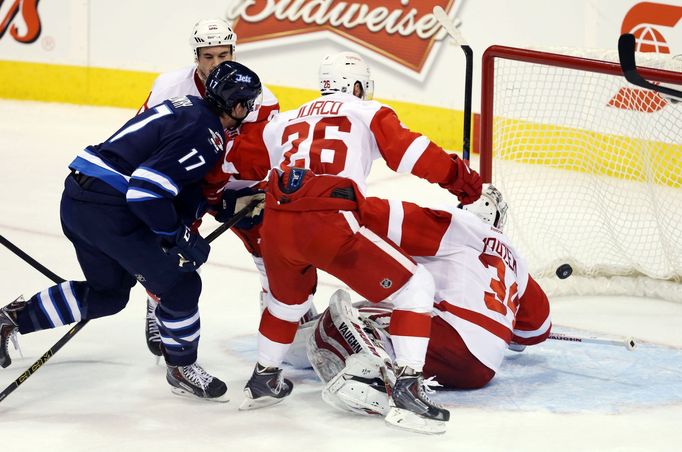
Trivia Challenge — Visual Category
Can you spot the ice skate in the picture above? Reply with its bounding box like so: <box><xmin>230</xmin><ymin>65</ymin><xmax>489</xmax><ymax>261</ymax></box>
<box><xmin>385</xmin><ymin>366</ymin><xmax>450</xmax><ymax>435</ymax></box>
<box><xmin>239</xmin><ymin>363</ymin><xmax>293</xmax><ymax>410</ymax></box>
<box><xmin>166</xmin><ymin>363</ymin><xmax>229</xmax><ymax>402</ymax></box>
<box><xmin>0</xmin><ymin>296</ymin><xmax>25</xmax><ymax>368</ymax></box>
<box><xmin>145</xmin><ymin>297</ymin><xmax>162</xmax><ymax>357</ymax></box>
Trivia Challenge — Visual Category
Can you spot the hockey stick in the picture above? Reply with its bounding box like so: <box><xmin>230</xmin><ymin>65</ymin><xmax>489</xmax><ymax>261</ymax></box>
<box><xmin>618</xmin><ymin>33</ymin><xmax>682</xmax><ymax>99</ymax></box>
<box><xmin>205</xmin><ymin>197</ymin><xmax>262</xmax><ymax>242</ymax></box>
<box><xmin>0</xmin><ymin>235</ymin><xmax>65</xmax><ymax>284</ymax></box>
<box><xmin>0</xmin><ymin>200</ymin><xmax>260</xmax><ymax>403</ymax></box>
<box><xmin>549</xmin><ymin>332</ymin><xmax>637</xmax><ymax>351</ymax></box>
<box><xmin>433</xmin><ymin>5</ymin><xmax>473</xmax><ymax>162</ymax></box>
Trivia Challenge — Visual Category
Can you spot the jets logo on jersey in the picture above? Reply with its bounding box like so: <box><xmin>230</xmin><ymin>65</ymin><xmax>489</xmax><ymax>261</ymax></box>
<box><xmin>208</xmin><ymin>128</ymin><xmax>224</xmax><ymax>153</ymax></box>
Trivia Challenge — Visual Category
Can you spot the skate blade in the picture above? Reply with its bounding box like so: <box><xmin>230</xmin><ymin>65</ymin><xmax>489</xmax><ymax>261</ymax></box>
<box><xmin>170</xmin><ymin>387</ymin><xmax>230</xmax><ymax>403</ymax></box>
<box><xmin>384</xmin><ymin>407</ymin><xmax>447</xmax><ymax>435</ymax></box>
<box><xmin>238</xmin><ymin>392</ymin><xmax>287</xmax><ymax>411</ymax></box>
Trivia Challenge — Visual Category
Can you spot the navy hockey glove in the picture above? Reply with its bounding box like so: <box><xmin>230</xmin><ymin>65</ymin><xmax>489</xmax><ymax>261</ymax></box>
<box><xmin>215</xmin><ymin>187</ymin><xmax>265</xmax><ymax>230</ymax></box>
<box><xmin>164</xmin><ymin>225</ymin><xmax>210</xmax><ymax>272</ymax></box>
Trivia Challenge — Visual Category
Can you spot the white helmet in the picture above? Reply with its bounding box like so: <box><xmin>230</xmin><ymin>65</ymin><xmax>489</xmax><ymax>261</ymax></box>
<box><xmin>189</xmin><ymin>18</ymin><xmax>237</xmax><ymax>59</ymax></box>
<box><xmin>462</xmin><ymin>184</ymin><xmax>508</xmax><ymax>230</ymax></box>
<box><xmin>319</xmin><ymin>51</ymin><xmax>374</xmax><ymax>100</ymax></box>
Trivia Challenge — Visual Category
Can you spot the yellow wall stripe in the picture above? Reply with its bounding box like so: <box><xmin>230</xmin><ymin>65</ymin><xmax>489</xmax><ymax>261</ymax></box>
<box><xmin>0</xmin><ymin>60</ymin><xmax>465</xmax><ymax>150</ymax></box>
<box><xmin>495</xmin><ymin>118</ymin><xmax>682</xmax><ymax>188</ymax></box>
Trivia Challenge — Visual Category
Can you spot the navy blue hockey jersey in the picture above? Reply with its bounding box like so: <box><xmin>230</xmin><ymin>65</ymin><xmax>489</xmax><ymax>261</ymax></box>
<box><xmin>69</xmin><ymin>95</ymin><xmax>225</xmax><ymax>236</ymax></box>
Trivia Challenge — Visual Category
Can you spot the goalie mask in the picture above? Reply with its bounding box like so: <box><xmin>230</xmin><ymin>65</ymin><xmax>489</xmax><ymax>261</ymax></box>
<box><xmin>461</xmin><ymin>184</ymin><xmax>508</xmax><ymax>230</ymax></box>
<box><xmin>319</xmin><ymin>51</ymin><xmax>374</xmax><ymax>100</ymax></box>
<box><xmin>190</xmin><ymin>18</ymin><xmax>237</xmax><ymax>59</ymax></box>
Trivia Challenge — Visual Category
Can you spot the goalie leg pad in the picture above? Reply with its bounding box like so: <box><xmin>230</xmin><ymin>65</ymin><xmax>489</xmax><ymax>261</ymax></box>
<box><xmin>306</xmin><ymin>289</ymin><xmax>389</xmax><ymax>383</ymax></box>
<box><xmin>321</xmin><ymin>353</ymin><xmax>391</xmax><ymax>416</ymax></box>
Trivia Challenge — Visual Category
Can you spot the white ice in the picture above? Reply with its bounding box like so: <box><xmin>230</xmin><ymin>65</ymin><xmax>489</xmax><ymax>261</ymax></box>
<box><xmin>1</xmin><ymin>100</ymin><xmax>681</xmax><ymax>451</ymax></box>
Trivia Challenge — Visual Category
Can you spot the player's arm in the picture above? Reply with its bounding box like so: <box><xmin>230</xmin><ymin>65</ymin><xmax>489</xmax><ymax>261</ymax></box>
<box><xmin>202</xmin><ymin>121</ymin><xmax>270</xmax><ymax>205</ymax></box>
<box><xmin>127</xmin><ymin>124</ymin><xmax>221</xmax><ymax>235</ymax></box>
<box><xmin>360</xmin><ymin>197</ymin><xmax>451</xmax><ymax>257</ymax></box>
<box><xmin>370</xmin><ymin>106</ymin><xmax>481</xmax><ymax>204</ymax></box>
<box><xmin>511</xmin><ymin>276</ymin><xmax>552</xmax><ymax>346</ymax></box>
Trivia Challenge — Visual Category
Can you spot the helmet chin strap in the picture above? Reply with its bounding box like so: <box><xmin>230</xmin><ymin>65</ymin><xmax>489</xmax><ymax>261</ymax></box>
<box><xmin>224</xmin><ymin>107</ymin><xmax>249</xmax><ymax>129</ymax></box>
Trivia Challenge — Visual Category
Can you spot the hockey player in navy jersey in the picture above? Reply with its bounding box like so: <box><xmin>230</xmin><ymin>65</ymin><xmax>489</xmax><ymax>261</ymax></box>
<box><xmin>0</xmin><ymin>61</ymin><xmax>263</xmax><ymax>402</ymax></box>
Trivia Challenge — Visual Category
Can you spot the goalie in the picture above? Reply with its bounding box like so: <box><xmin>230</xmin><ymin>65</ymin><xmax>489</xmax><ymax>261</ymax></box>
<box><xmin>303</xmin><ymin>185</ymin><xmax>552</xmax><ymax>416</ymax></box>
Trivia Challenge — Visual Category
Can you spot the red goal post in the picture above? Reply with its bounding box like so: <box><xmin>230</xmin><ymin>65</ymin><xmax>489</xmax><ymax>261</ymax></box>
<box><xmin>478</xmin><ymin>45</ymin><xmax>682</xmax><ymax>301</ymax></box>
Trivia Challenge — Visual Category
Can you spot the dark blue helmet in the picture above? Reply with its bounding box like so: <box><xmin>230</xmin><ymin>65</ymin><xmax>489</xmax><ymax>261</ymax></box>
<box><xmin>204</xmin><ymin>61</ymin><xmax>262</xmax><ymax>116</ymax></box>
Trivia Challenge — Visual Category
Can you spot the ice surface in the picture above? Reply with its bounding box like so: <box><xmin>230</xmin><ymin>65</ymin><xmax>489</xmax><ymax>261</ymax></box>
<box><xmin>1</xmin><ymin>100</ymin><xmax>681</xmax><ymax>451</ymax></box>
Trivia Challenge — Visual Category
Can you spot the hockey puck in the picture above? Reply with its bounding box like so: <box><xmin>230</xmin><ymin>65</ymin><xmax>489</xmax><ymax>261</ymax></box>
<box><xmin>556</xmin><ymin>263</ymin><xmax>573</xmax><ymax>279</ymax></box>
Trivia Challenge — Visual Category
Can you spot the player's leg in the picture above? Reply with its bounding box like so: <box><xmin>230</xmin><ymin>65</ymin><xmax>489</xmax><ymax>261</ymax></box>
<box><xmin>119</xmin><ymin>235</ymin><xmax>228</xmax><ymax>402</ymax></box>
<box><xmin>358</xmin><ymin>304</ymin><xmax>497</xmax><ymax>389</ymax></box>
<box><xmin>239</xmin><ymin>209</ymin><xmax>310</xmax><ymax>409</ymax></box>
<box><xmin>67</xmin><ymin>190</ymin><xmax>227</xmax><ymax>401</ymax></box>
<box><xmin>0</xmin><ymin>194</ymin><xmax>138</xmax><ymax>367</ymax></box>
<box><xmin>424</xmin><ymin>316</ymin><xmax>496</xmax><ymax>389</ymax></box>
<box><xmin>313</xmin><ymin>213</ymin><xmax>449</xmax><ymax>432</ymax></box>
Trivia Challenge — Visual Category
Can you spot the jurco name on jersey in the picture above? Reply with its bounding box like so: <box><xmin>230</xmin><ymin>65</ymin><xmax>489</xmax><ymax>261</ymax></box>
<box><xmin>295</xmin><ymin>100</ymin><xmax>343</xmax><ymax>119</ymax></box>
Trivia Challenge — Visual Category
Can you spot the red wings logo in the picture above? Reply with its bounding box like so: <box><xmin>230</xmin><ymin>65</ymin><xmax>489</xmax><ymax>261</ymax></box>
<box><xmin>0</xmin><ymin>0</ymin><xmax>42</xmax><ymax>43</ymax></box>
<box><xmin>226</xmin><ymin>0</ymin><xmax>457</xmax><ymax>74</ymax></box>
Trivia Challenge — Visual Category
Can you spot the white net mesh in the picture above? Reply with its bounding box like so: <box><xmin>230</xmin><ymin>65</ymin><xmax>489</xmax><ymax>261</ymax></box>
<box><xmin>483</xmin><ymin>47</ymin><xmax>682</xmax><ymax>301</ymax></box>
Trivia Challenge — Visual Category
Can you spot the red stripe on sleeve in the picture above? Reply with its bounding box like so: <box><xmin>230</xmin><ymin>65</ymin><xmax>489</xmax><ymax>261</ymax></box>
<box><xmin>400</xmin><ymin>201</ymin><xmax>451</xmax><ymax>256</ymax></box>
<box><xmin>369</xmin><ymin>107</ymin><xmax>422</xmax><ymax>171</ymax></box>
<box><xmin>411</xmin><ymin>143</ymin><xmax>457</xmax><ymax>185</ymax></box>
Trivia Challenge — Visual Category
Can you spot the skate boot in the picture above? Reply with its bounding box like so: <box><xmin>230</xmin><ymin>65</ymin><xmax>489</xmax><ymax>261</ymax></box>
<box><xmin>145</xmin><ymin>297</ymin><xmax>162</xmax><ymax>357</ymax></box>
<box><xmin>385</xmin><ymin>366</ymin><xmax>450</xmax><ymax>434</ymax></box>
<box><xmin>166</xmin><ymin>363</ymin><xmax>229</xmax><ymax>402</ymax></box>
<box><xmin>300</xmin><ymin>302</ymin><xmax>319</xmax><ymax>325</ymax></box>
<box><xmin>239</xmin><ymin>363</ymin><xmax>293</xmax><ymax>410</ymax></box>
<box><xmin>0</xmin><ymin>296</ymin><xmax>25</xmax><ymax>368</ymax></box>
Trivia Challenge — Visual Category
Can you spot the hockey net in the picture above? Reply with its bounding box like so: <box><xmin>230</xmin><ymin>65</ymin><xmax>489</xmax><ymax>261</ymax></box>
<box><xmin>479</xmin><ymin>45</ymin><xmax>682</xmax><ymax>301</ymax></box>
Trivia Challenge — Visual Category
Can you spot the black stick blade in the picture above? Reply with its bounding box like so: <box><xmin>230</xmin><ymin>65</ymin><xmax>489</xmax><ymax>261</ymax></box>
<box><xmin>618</xmin><ymin>33</ymin><xmax>682</xmax><ymax>99</ymax></box>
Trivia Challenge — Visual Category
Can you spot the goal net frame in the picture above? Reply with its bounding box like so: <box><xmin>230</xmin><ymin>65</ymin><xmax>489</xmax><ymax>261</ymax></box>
<box><xmin>478</xmin><ymin>45</ymin><xmax>682</xmax><ymax>301</ymax></box>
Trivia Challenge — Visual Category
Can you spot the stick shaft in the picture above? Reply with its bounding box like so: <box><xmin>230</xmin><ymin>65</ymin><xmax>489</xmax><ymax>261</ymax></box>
<box><xmin>549</xmin><ymin>332</ymin><xmax>636</xmax><ymax>350</ymax></box>
<box><xmin>433</xmin><ymin>6</ymin><xmax>473</xmax><ymax>162</ymax></box>
<box><xmin>0</xmin><ymin>235</ymin><xmax>65</xmax><ymax>284</ymax></box>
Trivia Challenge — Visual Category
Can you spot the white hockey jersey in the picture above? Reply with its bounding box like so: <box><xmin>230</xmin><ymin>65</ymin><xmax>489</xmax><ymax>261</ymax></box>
<box><xmin>361</xmin><ymin>198</ymin><xmax>551</xmax><ymax>372</ymax></box>
<box><xmin>138</xmin><ymin>64</ymin><xmax>279</xmax><ymax>124</ymax></box>
<box><xmin>259</xmin><ymin>92</ymin><xmax>459</xmax><ymax>194</ymax></box>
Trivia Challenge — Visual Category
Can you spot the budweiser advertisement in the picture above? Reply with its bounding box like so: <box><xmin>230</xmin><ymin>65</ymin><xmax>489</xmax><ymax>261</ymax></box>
<box><xmin>225</xmin><ymin>0</ymin><xmax>461</xmax><ymax>78</ymax></box>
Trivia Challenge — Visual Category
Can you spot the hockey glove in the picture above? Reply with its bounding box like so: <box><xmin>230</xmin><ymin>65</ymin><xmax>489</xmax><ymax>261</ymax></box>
<box><xmin>215</xmin><ymin>187</ymin><xmax>265</xmax><ymax>229</ymax></box>
<box><xmin>439</xmin><ymin>154</ymin><xmax>482</xmax><ymax>205</ymax></box>
<box><xmin>164</xmin><ymin>225</ymin><xmax>210</xmax><ymax>272</ymax></box>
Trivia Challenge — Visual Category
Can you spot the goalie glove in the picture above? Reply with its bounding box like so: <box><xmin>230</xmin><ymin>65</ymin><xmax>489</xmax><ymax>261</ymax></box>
<box><xmin>214</xmin><ymin>187</ymin><xmax>265</xmax><ymax>229</ymax></box>
<box><xmin>439</xmin><ymin>154</ymin><xmax>482</xmax><ymax>205</ymax></box>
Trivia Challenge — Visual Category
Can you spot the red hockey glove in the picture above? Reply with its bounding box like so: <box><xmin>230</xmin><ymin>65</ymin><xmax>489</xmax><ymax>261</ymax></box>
<box><xmin>439</xmin><ymin>154</ymin><xmax>482</xmax><ymax>205</ymax></box>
